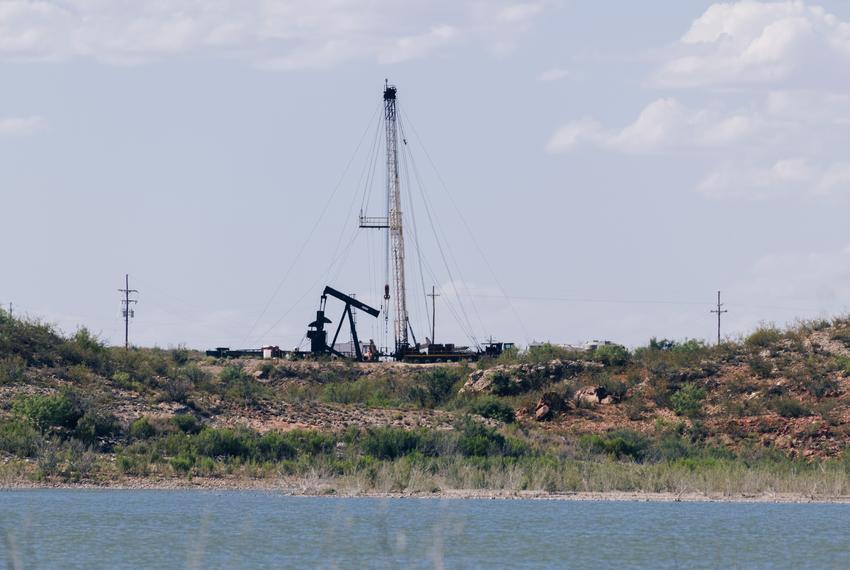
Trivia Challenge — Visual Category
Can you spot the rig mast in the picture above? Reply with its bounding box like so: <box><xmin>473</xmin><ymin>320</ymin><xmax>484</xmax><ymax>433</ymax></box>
<box><xmin>360</xmin><ymin>81</ymin><xmax>409</xmax><ymax>354</ymax></box>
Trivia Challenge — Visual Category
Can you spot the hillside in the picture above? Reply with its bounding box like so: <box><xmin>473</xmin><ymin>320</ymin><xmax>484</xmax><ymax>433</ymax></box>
<box><xmin>3</xmin><ymin>310</ymin><xmax>850</xmax><ymax>497</ymax></box>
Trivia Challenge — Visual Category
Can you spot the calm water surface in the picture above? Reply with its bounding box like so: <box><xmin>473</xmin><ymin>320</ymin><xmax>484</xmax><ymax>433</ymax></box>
<box><xmin>1</xmin><ymin>490</ymin><xmax>849</xmax><ymax>569</ymax></box>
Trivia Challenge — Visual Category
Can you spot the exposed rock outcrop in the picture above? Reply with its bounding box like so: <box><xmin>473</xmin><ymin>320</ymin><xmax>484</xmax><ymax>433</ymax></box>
<box><xmin>460</xmin><ymin>359</ymin><xmax>602</xmax><ymax>396</ymax></box>
<box><xmin>534</xmin><ymin>392</ymin><xmax>567</xmax><ymax>421</ymax></box>
<box><xmin>574</xmin><ymin>386</ymin><xmax>618</xmax><ymax>406</ymax></box>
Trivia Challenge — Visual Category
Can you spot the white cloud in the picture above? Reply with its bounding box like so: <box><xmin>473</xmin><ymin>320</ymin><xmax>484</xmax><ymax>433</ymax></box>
<box><xmin>656</xmin><ymin>1</ymin><xmax>850</xmax><ymax>87</ymax></box>
<box><xmin>0</xmin><ymin>116</ymin><xmax>47</xmax><ymax>136</ymax></box>
<box><xmin>537</xmin><ymin>67</ymin><xmax>569</xmax><ymax>81</ymax></box>
<box><xmin>697</xmin><ymin>158</ymin><xmax>850</xmax><ymax>199</ymax></box>
<box><xmin>547</xmin><ymin>98</ymin><xmax>758</xmax><ymax>154</ymax></box>
<box><xmin>0</xmin><ymin>0</ymin><xmax>547</xmax><ymax>68</ymax></box>
<box><xmin>497</xmin><ymin>2</ymin><xmax>545</xmax><ymax>24</ymax></box>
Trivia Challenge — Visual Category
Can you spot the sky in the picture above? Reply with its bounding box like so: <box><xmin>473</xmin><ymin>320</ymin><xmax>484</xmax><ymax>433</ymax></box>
<box><xmin>2</xmin><ymin>0</ymin><xmax>850</xmax><ymax>350</ymax></box>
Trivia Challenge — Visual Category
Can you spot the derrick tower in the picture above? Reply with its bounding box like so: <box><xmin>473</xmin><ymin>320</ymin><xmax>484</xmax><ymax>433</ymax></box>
<box><xmin>360</xmin><ymin>81</ymin><xmax>409</xmax><ymax>353</ymax></box>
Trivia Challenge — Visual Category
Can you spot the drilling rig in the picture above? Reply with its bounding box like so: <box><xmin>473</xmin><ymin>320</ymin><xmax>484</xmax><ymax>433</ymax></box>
<box><xmin>298</xmin><ymin>81</ymin><xmax>511</xmax><ymax>363</ymax></box>
<box><xmin>359</xmin><ymin>81</ymin><xmax>411</xmax><ymax>357</ymax></box>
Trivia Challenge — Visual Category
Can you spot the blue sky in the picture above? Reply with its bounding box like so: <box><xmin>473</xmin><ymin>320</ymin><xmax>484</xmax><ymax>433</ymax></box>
<box><xmin>2</xmin><ymin>0</ymin><xmax>850</xmax><ymax>350</ymax></box>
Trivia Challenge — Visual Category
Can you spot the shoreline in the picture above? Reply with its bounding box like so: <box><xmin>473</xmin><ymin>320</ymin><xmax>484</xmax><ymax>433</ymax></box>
<box><xmin>3</xmin><ymin>478</ymin><xmax>850</xmax><ymax>503</ymax></box>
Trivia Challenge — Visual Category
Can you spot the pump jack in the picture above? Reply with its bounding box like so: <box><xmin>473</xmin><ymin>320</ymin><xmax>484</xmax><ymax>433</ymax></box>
<box><xmin>307</xmin><ymin>286</ymin><xmax>380</xmax><ymax>361</ymax></box>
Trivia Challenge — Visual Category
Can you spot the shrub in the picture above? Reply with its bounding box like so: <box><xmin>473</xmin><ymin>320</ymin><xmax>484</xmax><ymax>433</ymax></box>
<box><xmin>362</xmin><ymin>428</ymin><xmax>422</xmax><ymax>460</ymax></box>
<box><xmin>256</xmin><ymin>432</ymin><xmax>298</xmax><ymax>461</ymax></box>
<box><xmin>599</xmin><ymin>376</ymin><xmax>628</xmax><ymax>400</ymax></box>
<box><xmin>116</xmin><ymin>453</ymin><xmax>149</xmax><ymax>475</ymax></box>
<box><xmin>648</xmin><ymin>337</ymin><xmax>677</xmax><ymax>351</ymax></box>
<box><xmin>321</xmin><ymin>377</ymin><xmax>399</xmax><ymax>407</ymax></box>
<box><xmin>162</xmin><ymin>378</ymin><xmax>193</xmax><ymax>403</ymax></box>
<box><xmin>74</xmin><ymin>410</ymin><xmax>120</xmax><ymax>444</ymax></box>
<box><xmin>670</xmin><ymin>383</ymin><xmax>706</xmax><ymax>419</ymax></box>
<box><xmin>770</xmin><ymin>397</ymin><xmax>810</xmax><ymax>418</ymax></box>
<box><xmin>280</xmin><ymin>430</ymin><xmax>335</xmax><ymax>455</ymax></box>
<box><xmin>129</xmin><ymin>417</ymin><xmax>157</xmax><ymax>440</ymax></box>
<box><xmin>592</xmin><ymin>344</ymin><xmax>630</xmax><ymax>366</ymax></box>
<box><xmin>219</xmin><ymin>365</ymin><xmax>245</xmax><ymax>384</ymax></box>
<box><xmin>525</xmin><ymin>343</ymin><xmax>584</xmax><ymax>364</ymax></box>
<box><xmin>170</xmin><ymin>347</ymin><xmax>190</xmax><ymax>365</ymax></box>
<box><xmin>0</xmin><ymin>419</ymin><xmax>41</xmax><ymax>456</ymax></box>
<box><xmin>489</xmin><ymin>371</ymin><xmax>519</xmax><ymax>396</ymax></box>
<box><xmin>580</xmin><ymin>430</ymin><xmax>649</xmax><ymax>461</ymax></box>
<box><xmin>792</xmin><ymin>365</ymin><xmax>838</xmax><ymax>399</ymax></box>
<box><xmin>623</xmin><ymin>397</ymin><xmax>646</xmax><ymax>421</ymax></box>
<box><xmin>412</xmin><ymin>367</ymin><xmax>463</xmax><ymax>407</ymax></box>
<box><xmin>456</xmin><ymin>422</ymin><xmax>521</xmax><ymax>457</ymax></box>
<box><xmin>0</xmin><ymin>355</ymin><xmax>26</xmax><ymax>384</ymax></box>
<box><xmin>180</xmin><ymin>364</ymin><xmax>211</xmax><ymax>386</ymax></box>
<box><xmin>13</xmin><ymin>393</ymin><xmax>83</xmax><ymax>431</ymax></box>
<box><xmin>194</xmin><ymin>428</ymin><xmax>253</xmax><ymax>459</ymax></box>
<box><xmin>748</xmin><ymin>356</ymin><xmax>773</xmax><ymax>378</ymax></box>
<box><xmin>169</xmin><ymin>454</ymin><xmax>194</xmax><ymax>474</ymax></box>
<box><xmin>746</xmin><ymin>326</ymin><xmax>782</xmax><ymax>349</ymax></box>
<box><xmin>171</xmin><ymin>414</ymin><xmax>201</xmax><ymax>434</ymax></box>
<box><xmin>226</xmin><ymin>378</ymin><xmax>269</xmax><ymax>407</ymax></box>
<box><xmin>60</xmin><ymin>328</ymin><xmax>111</xmax><ymax>375</ymax></box>
<box><xmin>469</xmin><ymin>397</ymin><xmax>516</xmax><ymax>423</ymax></box>
<box><xmin>0</xmin><ymin>313</ymin><xmax>64</xmax><ymax>366</ymax></box>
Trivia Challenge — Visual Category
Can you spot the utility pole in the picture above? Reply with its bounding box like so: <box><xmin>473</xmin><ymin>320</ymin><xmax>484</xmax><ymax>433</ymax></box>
<box><xmin>426</xmin><ymin>285</ymin><xmax>440</xmax><ymax>344</ymax></box>
<box><xmin>7</xmin><ymin>302</ymin><xmax>11</xmax><ymax>318</ymax></box>
<box><xmin>710</xmin><ymin>290</ymin><xmax>727</xmax><ymax>345</ymax></box>
<box><xmin>119</xmin><ymin>274</ymin><xmax>138</xmax><ymax>349</ymax></box>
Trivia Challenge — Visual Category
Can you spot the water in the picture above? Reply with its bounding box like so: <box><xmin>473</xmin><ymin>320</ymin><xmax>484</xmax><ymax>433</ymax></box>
<box><xmin>1</xmin><ymin>491</ymin><xmax>849</xmax><ymax>569</ymax></box>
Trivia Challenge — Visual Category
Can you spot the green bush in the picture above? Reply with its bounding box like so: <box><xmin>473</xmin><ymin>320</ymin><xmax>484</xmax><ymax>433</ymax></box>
<box><xmin>321</xmin><ymin>377</ymin><xmax>399</xmax><ymax>407</ymax></box>
<box><xmin>592</xmin><ymin>344</ymin><xmax>630</xmax><ymax>366</ymax></box>
<box><xmin>670</xmin><ymin>383</ymin><xmax>706</xmax><ymax>418</ymax></box>
<box><xmin>771</xmin><ymin>397</ymin><xmax>810</xmax><ymax>418</ymax></box>
<box><xmin>116</xmin><ymin>453</ymin><xmax>149</xmax><ymax>475</ymax></box>
<box><xmin>362</xmin><ymin>427</ymin><xmax>423</xmax><ymax>460</ymax></box>
<box><xmin>0</xmin><ymin>419</ymin><xmax>42</xmax><ymax>457</ymax></box>
<box><xmin>169</xmin><ymin>454</ymin><xmax>194</xmax><ymax>474</ymax></box>
<box><xmin>749</xmin><ymin>356</ymin><xmax>773</xmax><ymax>378</ymax></box>
<box><xmin>171</xmin><ymin>414</ymin><xmax>201</xmax><ymax>434</ymax></box>
<box><xmin>194</xmin><ymin>428</ymin><xmax>253</xmax><ymax>459</ymax></box>
<box><xmin>220</xmin><ymin>366</ymin><xmax>269</xmax><ymax>407</ymax></box>
<box><xmin>746</xmin><ymin>326</ymin><xmax>783</xmax><ymax>349</ymax></box>
<box><xmin>0</xmin><ymin>313</ymin><xmax>64</xmax><ymax>366</ymax></box>
<box><xmin>74</xmin><ymin>410</ymin><xmax>120</xmax><ymax>444</ymax></box>
<box><xmin>279</xmin><ymin>430</ymin><xmax>335</xmax><ymax>455</ymax></box>
<box><xmin>599</xmin><ymin>376</ymin><xmax>629</xmax><ymax>400</ymax></box>
<box><xmin>13</xmin><ymin>393</ymin><xmax>83</xmax><ymax>431</ymax></box>
<box><xmin>60</xmin><ymin>328</ymin><xmax>111</xmax><ymax>375</ymax></box>
<box><xmin>411</xmin><ymin>367</ymin><xmax>463</xmax><ymax>407</ymax></box>
<box><xmin>524</xmin><ymin>343</ymin><xmax>584</xmax><ymax>364</ymax></box>
<box><xmin>457</xmin><ymin>422</ymin><xmax>523</xmax><ymax>457</ymax></box>
<box><xmin>580</xmin><ymin>430</ymin><xmax>649</xmax><ymax>461</ymax></box>
<box><xmin>0</xmin><ymin>355</ymin><xmax>26</xmax><ymax>384</ymax></box>
<box><xmin>256</xmin><ymin>432</ymin><xmax>298</xmax><ymax>461</ymax></box>
<box><xmin>469</xmin><ymin>397</ymin><xmax>516</xmax><ymax>423</ymax></box>
<box><xmin>129</xmin><ymin>417</ymin><xmax>157</xmax><ymax>440</ymax></box>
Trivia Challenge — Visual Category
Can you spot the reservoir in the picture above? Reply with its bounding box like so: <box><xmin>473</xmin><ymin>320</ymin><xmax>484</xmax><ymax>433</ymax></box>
<box><xmin>2</xmin><ymin>490</ymin><xmax>849</xmax><ymax>568</ymax></box>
